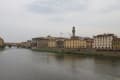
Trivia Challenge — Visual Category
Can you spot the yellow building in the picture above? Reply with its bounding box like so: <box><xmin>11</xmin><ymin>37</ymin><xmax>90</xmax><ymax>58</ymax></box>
<box><xmin>32</xmin><ymin>37</ymin><xmax>48</xmax><ymax>48</ymax></box>
<box><xmin>48</xmin><ymin>38</ymin><xmax>56</xmax><ymax>48</ymax></box>
<box><xmin>48</xmin><ymin>37</ymin><xmax>93</xmax><ymax>49</ymax></box>
<box><xmin>84</xmin><ymin>38</ymin><xmax>93</xmax><ymax>48</ymax></box>
<box><xmin>112</xmin><ymin>38</ymin><xmax>120</xmax><ymax>50</ymax></box>
<box><xmin>0</xmin><ymin>37</ymin><xmax>4</xmax><ymax>48</ymax></box>
<box><xmin>48</xmin><ymin>37</ymin><xmax>66</xmax><ymax>48</ymax></box>
<box><xmin>64</xmin><ymin>38</ymin><xmax>87</xmax><ymax>49</ymax></box>
<box><xmin>48</xmin><ymin>27</ymin><xmax>93</xmax><ymax>49</ymax></box>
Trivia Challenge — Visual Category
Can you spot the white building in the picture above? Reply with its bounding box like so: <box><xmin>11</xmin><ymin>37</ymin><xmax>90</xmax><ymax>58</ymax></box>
<box><xmin>93</xmin><ymin>34</ymin><xmax>117</xmax><ymax>49</ymax></box>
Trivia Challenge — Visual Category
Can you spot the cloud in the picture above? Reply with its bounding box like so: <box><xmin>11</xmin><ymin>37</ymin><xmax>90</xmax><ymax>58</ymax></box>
<box><xmin>28</xmin><ymin>0</ymin><xmax>120</xmax><ymax>14</ymax></box>
<box><xmin>28</xmin><ymin>0</ymin><xmax>87</xmax><ymax>14</ymax></box>
<box><xmin>0</xmin><ymin>0</ymin><xmax>120</xmax><ymax>42</ymax></box>
<box><xmin>87</xmin><ymin>0</ymin><xmax>120</xmax><ymax>13</ymax></box>
<box><xmin>27</xmin><ymin>0</ymin><xmax>120</xmax><ymax>23</ymax></box>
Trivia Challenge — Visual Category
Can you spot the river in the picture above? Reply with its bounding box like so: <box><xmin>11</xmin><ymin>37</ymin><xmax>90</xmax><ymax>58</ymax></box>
<box><xmin>0</xmin><ymin>48</ymin><xmax>120</xmax><ymax>80</ymax></box>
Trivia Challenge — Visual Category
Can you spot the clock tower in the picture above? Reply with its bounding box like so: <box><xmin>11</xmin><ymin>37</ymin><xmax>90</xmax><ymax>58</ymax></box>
<box><xmin>72</xmin><ymin>26</ymin><xmax>76</xmax><ymax>38</ymax></box>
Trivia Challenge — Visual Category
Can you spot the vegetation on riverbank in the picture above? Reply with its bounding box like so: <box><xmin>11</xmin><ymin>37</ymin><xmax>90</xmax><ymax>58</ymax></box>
<box><xmin>32</xmin><ymin>48</ymin><xmax>120</xmax><ymax>58</ymax></box>
<box><xmin>0</xmin><ymin>46</ymin><xmax>5</xmax><ymax>48</ymax></box>
<box><xmin>0</xmin><ymin>48</ymin><xmax>5</xmax><ymax>51</ymax></box>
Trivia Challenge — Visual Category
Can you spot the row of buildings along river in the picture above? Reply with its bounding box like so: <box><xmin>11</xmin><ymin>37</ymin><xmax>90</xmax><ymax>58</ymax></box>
<box><xmin>19</xmin><ymin>26</ymin><xmax>120</xmax><ymax>52</ymax></box>
<box><xmin>0</xmin><ymin>36</ymin><xmax>4</xmax><ymax>48</ymax></box>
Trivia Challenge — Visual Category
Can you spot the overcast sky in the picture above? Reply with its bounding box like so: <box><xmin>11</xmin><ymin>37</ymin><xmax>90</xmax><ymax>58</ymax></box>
<box><xmin>0</xmin><ymin>0</ymin><xmax>120</xmax><ymax>42</ymax></box>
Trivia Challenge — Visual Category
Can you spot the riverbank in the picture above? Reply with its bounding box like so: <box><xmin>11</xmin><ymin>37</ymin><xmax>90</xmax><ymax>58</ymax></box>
<box><xmin>0</xmin><ymin>46</ymin><xmax>5</xmax><ymax>48</ymax></box>
<box><xmin>32</xmin><ymin>48</ymin><xmax>120</xmax><ymax>58</ymax></box>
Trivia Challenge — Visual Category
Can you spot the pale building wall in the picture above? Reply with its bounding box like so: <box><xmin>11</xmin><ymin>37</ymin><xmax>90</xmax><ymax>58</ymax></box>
<box><xmin>93</xmin><ymin>34</ymin><xmax>116</xmax><ymax>49</ymax></box>
<box><xmin>48</xmin><ymin>40</ymin><xmax>56</xmax><ymax>48</ymax></box>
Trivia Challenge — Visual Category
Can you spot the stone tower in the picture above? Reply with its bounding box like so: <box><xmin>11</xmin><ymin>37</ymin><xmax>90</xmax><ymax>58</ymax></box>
<box><xmin>72</xmin><ymin>26</ymin><xmax>76</xmax><ymax>37</ymax></box>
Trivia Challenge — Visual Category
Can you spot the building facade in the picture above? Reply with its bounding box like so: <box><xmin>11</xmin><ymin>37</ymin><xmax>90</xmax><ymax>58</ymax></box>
<box><xmin>31</xmin><ymin>38</ymin><xmax>37</xmax><ymax>48</ymax></box>
<box><xmin>64</xmin><ymin>26</ymin><xmax>93</xmax><ymax>49</ymax></box>
<box><xmin>84</xmin><ymin>38</ymin><xmax>93</xmax><ymax>48</ymax></box>
<box><xmin>21</xmin><ymin>40</ymin><xmax>32</xmax><ymax>48</ymax></box>
<box><xmin>48</xmin><ymin>39</ymin><xmax>56</xmax><ymax>48</ymax></box>
<box><xmin>48</xmin><ymin>37</ymin><xmax>66</xmax><ymax>48</ymax></box>
<box><xmin>26</xmin><ymin>40</ymin><xmax>32</xmax><ymax>48</ymax></box>
<box><xmin>0</xmin><ymin>37</ymin><xmax>4</xmax><ymax>48</ymax></box>
<box><xmin>64</xmin><ymin>38</ymin><xmax>87</xmax><ymax>49</ymax></box>
<box><xmin>112</xmin><ymin>38</ymin><xmax>120</xmax><ymax>50</ymax></box>
<box><xmin>56</xmin><ymin>38</ymin><xmax>65</xmax><ymax>48</ymax></box>
<box><xmin>32</xmin><ymin>37</ymin><xmax>48</xmax><ymax>49</ymax></box>
<box><xmin>93</xmin><ymin>34</ymin><xmax>117</xmax><ymax>49</ymax></box>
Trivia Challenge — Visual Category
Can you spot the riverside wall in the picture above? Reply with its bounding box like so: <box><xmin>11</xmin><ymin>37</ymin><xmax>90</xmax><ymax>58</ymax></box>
<box><xmin>32</xmin><ymin>48</ymin><xmax>120</xmax><ymax>58</ymax></box>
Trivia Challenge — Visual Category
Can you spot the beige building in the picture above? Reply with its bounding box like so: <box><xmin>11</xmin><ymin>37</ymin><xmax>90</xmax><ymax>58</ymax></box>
<box><xmin>63</xmin><ymin>26</ymin><xmax>93</xmax><ymax>49</ymax></box>
<box><xmin>112</xmin><ymin>38</ymin><xmax>120</xmax><ymax>50</ymax></box>
<box><xmin>0</xmin><ymin>37</ymin><xmax>4</xmax><ymax>48</ymax></box>
<box><xmin>63</xmin><ymin>26</ymin><xmax>87</xmax><ymax>49</ymax></box>
<box><xmin>20</xmin><ymin>40</ymin><xmax>32</xmax><ymax>48</ymax></box>
<box><xmin>64</xmin><ymin>38</ymin><xmax>87</xmax><ymax>49</ymax></box>
<box><xmin>48</xmin><ymin>37</ymin><xmax>66</xmax><ymax>48</ymax></box>
<box><xmin>48</xmin><ymin>37</ymin><xmax>56</xmax><ymax>48</ymax></box>
<box><xmin>27</xmin><ymin>40</ymin><xmax>32</xmax><ymax>48</ymax></box>
<box><xmin>84</xmin><ymin>38</ymin><xmax>93</xmax><ymax>48</ymax></box>
<box><xmin>19</xmin><ymin>42</ymin><xmax>27</xmax><ymax>48</ymax></box>
<box><xmin>93</xmin><ymin>34</ymin><xmax>117</xmax><ymax>49</ymax></box>
<box><xmin>48</xmin><ymin>37</ymin><xmax>93</xmax><ymax>49</ymax></box>
<box><xmin>32</xmin><ymin>37</ymin><xmax>48</xmax><ymax>49</ymax></box>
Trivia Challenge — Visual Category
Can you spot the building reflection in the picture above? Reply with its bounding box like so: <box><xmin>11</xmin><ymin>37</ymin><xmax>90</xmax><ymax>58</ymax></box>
<box><xmin>52</xmin><ymin>54</ymin><xmax>86</xmax><ymax>74</ymax></box>
<box><xmin>93</xmin><ymin>57</ymin><xmax>120</xmax><ymax>79</ymax></box>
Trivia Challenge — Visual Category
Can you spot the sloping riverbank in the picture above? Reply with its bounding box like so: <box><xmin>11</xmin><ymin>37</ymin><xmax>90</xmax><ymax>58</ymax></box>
<box><xmin>32</xmin><ymin>48</ymin><xmax>120</xmax><ymax>58</ymax></box>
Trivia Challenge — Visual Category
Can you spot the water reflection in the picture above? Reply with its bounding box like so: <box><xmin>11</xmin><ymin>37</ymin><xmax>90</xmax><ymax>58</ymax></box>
<box><xmin>0</xmin><ymin>48</ymin><xmax>120</xmax><ymax>80</ymax></box>
<box><xmin>49</xmin><ymin>54</ymin><xmax>120</xmax><ymax>80</ymax></box>
<box><xmin>93</xmin><ymin>58</ymin><xmax>120</xmax><ymax>80</ymax></box>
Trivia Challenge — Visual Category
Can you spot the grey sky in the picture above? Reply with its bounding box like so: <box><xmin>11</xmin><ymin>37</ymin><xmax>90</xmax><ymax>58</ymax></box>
<box><xmin>0</xmin><ymin>0</ymin><xmax>120</xmax><ymax>42</ymax></box>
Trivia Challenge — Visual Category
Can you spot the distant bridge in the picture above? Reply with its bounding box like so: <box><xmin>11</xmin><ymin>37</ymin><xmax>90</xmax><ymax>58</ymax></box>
<box><xmin>5</xmin><ymin>43</ymin><xmax>19</xmax><ymax>48</ymax></box>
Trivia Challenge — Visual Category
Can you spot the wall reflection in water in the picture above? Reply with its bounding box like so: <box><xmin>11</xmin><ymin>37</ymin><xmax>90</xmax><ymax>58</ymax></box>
<box><xmin>47</xmin><ymin>53</ymin><xmax>120</xmax><ymax>80</ymax></box>
<box><xmin>0</xmin><ymin>48</ymin><xmax>120</xmax><ymax>80</ymax></box>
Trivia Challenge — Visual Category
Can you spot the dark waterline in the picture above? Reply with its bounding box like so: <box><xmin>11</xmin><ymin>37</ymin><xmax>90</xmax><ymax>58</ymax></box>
<box><xmin>0</xmin><ymin>48</ymin><xmax>120</xmax><ymax>80</ymax></box>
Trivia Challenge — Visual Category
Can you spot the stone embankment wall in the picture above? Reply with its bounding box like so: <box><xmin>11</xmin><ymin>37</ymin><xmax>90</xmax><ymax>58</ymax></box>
<box><xmin>32</xmin><ymin>48</ymin><xmax>120</xmax><ymax>58</ymax></box>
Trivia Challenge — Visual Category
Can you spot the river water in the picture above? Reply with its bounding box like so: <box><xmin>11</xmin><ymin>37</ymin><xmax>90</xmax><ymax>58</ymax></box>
<box><xmin>0</xmin><ymin>48</ymin><xmax>120</xmax><ymax>80</ymax></box>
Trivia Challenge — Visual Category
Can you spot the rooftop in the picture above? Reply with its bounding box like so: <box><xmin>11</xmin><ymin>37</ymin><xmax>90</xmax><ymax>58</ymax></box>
<box><xmin>94</xmin><ymin>33</ymin><xmax>117</xmax><ymax>38</ymax></box>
